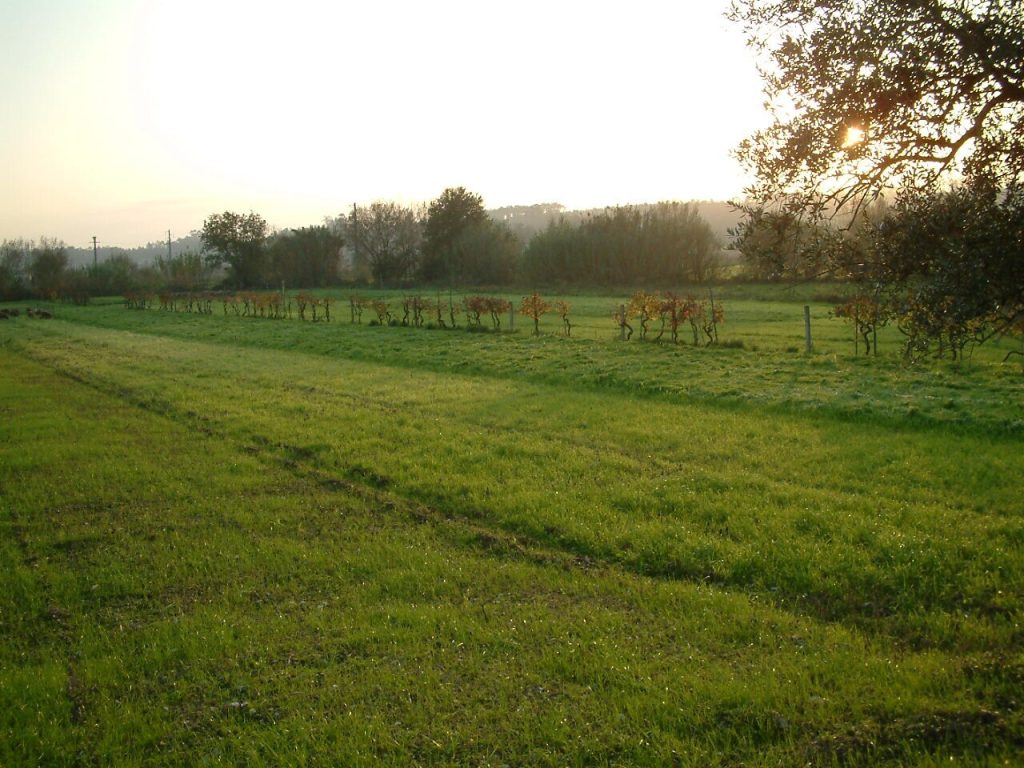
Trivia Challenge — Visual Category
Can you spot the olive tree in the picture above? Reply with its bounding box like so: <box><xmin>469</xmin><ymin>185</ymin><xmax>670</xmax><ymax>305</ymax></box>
<box><xmin>729</xmin><ymin>0</ymin><xmax>1024</xmax><ymax>357</ymax></box>
<box><xmin>729</xmin><ymin>0</ymin><xmax>1024</xmax><ymax>216</ymax></box>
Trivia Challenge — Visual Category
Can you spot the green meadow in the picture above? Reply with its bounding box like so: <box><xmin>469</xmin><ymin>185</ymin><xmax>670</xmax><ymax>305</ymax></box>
<box><xmin>1</xmin><ymin>290</ymin><xmax>1022</xmax><ymax>766</ymax></box>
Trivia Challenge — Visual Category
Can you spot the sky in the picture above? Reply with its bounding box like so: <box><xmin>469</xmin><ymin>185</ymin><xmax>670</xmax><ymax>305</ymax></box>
<box><xmin>0</xmin><ymin>0</ymin><xmax>769</xmax><ymax>248</ymax></box>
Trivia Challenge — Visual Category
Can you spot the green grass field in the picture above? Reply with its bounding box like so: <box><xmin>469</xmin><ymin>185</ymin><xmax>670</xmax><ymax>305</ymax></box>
<box><xmin>1</xmin><ymin>290</ymin><xmax>1022</xmax><ymax>765</ymax></box>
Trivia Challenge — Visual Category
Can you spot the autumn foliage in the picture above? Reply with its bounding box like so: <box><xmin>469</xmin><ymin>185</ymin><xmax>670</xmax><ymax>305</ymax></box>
<box><xmin>519</xmin><ymin>293</ymin><xmax>551</xmax><ymax>336</ymax></box>
<box><xmin>463</xmin><ymin>296</ymin><xmax>512</xmax><ymax>330</ymax></box>
<box><xmin>833</xmin><ymin>295</ymin><xmax>890</xmax><ymax>356</ymax></box>
<box><xmin>554</xmin><ymin>300</ymin><xmax>572</xmax><ymax>336</ymax></box>
<box><xmin>616</xmin><ymin>292</ymin><xmax>723</xmax><ymax>345</ymax></box>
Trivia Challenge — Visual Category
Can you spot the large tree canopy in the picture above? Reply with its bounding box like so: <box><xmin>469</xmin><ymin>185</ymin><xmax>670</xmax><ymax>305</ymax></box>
<box><xmin>200</xmin><ymin>211</ymin><xmax>269</xmax><ymax>287</ymax></box>
<box><xmin>348</xmin><ymin>201</ymin><xmax>422</xmax><ymax>286</ymax></box>
<box><xmin>420</xmin><ymin>187</ymin><xmax>488</xmax><ymax>283</ymax></box>
<box><xmin>29</xmin><ymin>238</ymin><xmax>69</xmax><ymax>299</ymax></box>
<box><xmin>729</xmin><ymin>0</ymin><xmax>1024</xmax><ymax>214</ymax></box>
<box><xmin>267</xmin><ymin>225</ymin><xmax>345</xmax><ymax>288</ymax></box>
<box><xmin>872</xmin><ymin>180</ymin><xmax>1024</xmax><ymax>358</ymax></box>
<box><xmin>0</xmin><ymin>239</ymin><xmax>31</xmax><ymax>300</ymax></box>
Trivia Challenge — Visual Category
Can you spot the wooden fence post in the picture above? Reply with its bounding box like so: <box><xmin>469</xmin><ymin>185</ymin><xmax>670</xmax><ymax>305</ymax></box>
<box><xmin>804</xmin><ymin>305</ymin><xmax>813</xmax><ymax>352</ymax></box>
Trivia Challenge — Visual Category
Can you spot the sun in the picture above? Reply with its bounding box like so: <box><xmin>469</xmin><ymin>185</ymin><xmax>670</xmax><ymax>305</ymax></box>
<box><xmin>841</xmin><ymin>125</ymin><xmax>866</xmax><ymax>149</ymax></box>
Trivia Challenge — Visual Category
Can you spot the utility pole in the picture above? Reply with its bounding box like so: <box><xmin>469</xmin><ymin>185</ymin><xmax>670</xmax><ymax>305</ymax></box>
<box><xmin>351</xmin><ymin>203</ymin><xmax>358</xmax><ymax>269</ymax></box>
<box><xmin>92</xmin><ymin>236</ymin><xmax>98</xmax><ymax>268</ymax></box>
<box><xmin>167</xmin><ymin>230</ymin><xmax>172</xmax><ymax>261</ymax></box>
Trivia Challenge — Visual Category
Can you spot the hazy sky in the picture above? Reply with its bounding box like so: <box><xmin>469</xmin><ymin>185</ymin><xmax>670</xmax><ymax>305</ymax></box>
<box><xmin>1</xmin><ymin>0</ymin><xmax>768</xmax><ymax>247</ymax></box>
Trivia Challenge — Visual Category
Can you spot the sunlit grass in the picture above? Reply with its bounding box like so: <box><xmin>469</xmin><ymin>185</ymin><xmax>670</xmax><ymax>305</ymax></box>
<box><xmin>1</xmin><ymin>291</ymin><xmax>1022</xmax><ymax>765</ymax></box>
<box><xmin>31</xmin><ymin>291</ymin><xmax>1024</xmax><ymax>433</ymax></box>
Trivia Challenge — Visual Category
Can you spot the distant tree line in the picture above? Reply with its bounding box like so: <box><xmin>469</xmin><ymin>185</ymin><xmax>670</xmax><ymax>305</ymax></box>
<box><xmin>521</xmin><ymin>202</ymin><xmax>721</xmax><ymax>286</ymax></box>
<box><xmin>0</xmin><ymin>238</ymin><xmax>115</xmax><ymax>302</ymax></box>
<box><xmin>19</xmin><ymin>182</ymin><xmax>1021</xmax><ymax>368</ymax></box>
<box><xmin>3</xmin><ymin>189</ymin><xmax>732</xmax><ymax>302</ymax></box>
<box><xmin>0</xmin><ymin>238</ymin><xmax>217</xmax><ymax>303</ymax></box>
<box><xmin>196</xmin><ymin>188</ymin><xmax>728</xmax><ymax>291</ymax></box>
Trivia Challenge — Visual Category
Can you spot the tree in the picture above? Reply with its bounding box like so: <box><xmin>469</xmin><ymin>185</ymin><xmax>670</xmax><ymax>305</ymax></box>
<box><xmin>200</xmin><ymin>211</ymin><xmax>269</xmax><ymax>287</ymax></box>
<box><xmin>29</xmin><ymin>238</ymin><xmax>69</xmax><ymax>299</ymax></box>
<box><xmin>519</xmin><ymin>204</ymin><xmax>720</xmax><ymax>286</ymax></box>
<box><xmin>729</xmin><ymin>0</ymin><xmax>1024</xmax><ymax>216</ymax></box>
<box><xmin>519</xmin><ymin>293</ymin><xmax>551</xmax><ymax>336</ymax></box>
<box><xmin>641</xmin><ymin>202</ymin><xmax>721</xmax><ymax>283</ymax></box>
<box><xmin>267</xmin><ymin>226</ymin><xmax>344</xmax><ymax>288</ymax></box>
<box><xmin>347</xmin><ymin>201</ymin><xmax>422</xmax><ymax>286</ymax></box>
<box><xmin>520</xmin><ymin>217</ymin><xmax>580</xmax><ymax>285</ymax></box>
<box><xmin>730</xmin><ymin>209</ymin><xmax>836</xmax><ymax>280</ymax></box>
<box><xmin>420</xmin><ymin>187</ymin><xmax>488</xmax><ymax>282</ymax></box>
<box><xmin>155</xmin><ymin>251</ymin><xmax>209</xmax><ymax>292</ymax></box>
<box><xmin>871</xmin><ymin>180</ymin><xmax>1024</xmax><ymax>360</ymax></box>
<box><xmin>83</xmin><ymin>254</ymin><xmax>145</xmax><ymax>297</ymax></box>
<box><xmin>448</xmin><ymin>219</ymin><xmax>521</xmax><ymax>285</ymax></box>
<box><xmin>0</xmin><ymin>239</ymin><xmax>31</xmax><ymax>300</ymax></box>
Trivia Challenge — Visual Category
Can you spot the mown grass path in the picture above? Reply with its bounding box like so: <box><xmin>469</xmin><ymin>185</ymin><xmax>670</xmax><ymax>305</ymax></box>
<box><xmin>1</xmin><ymin>309</ymin><xmax>1022</xmax><ymax>765</ymax></box>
